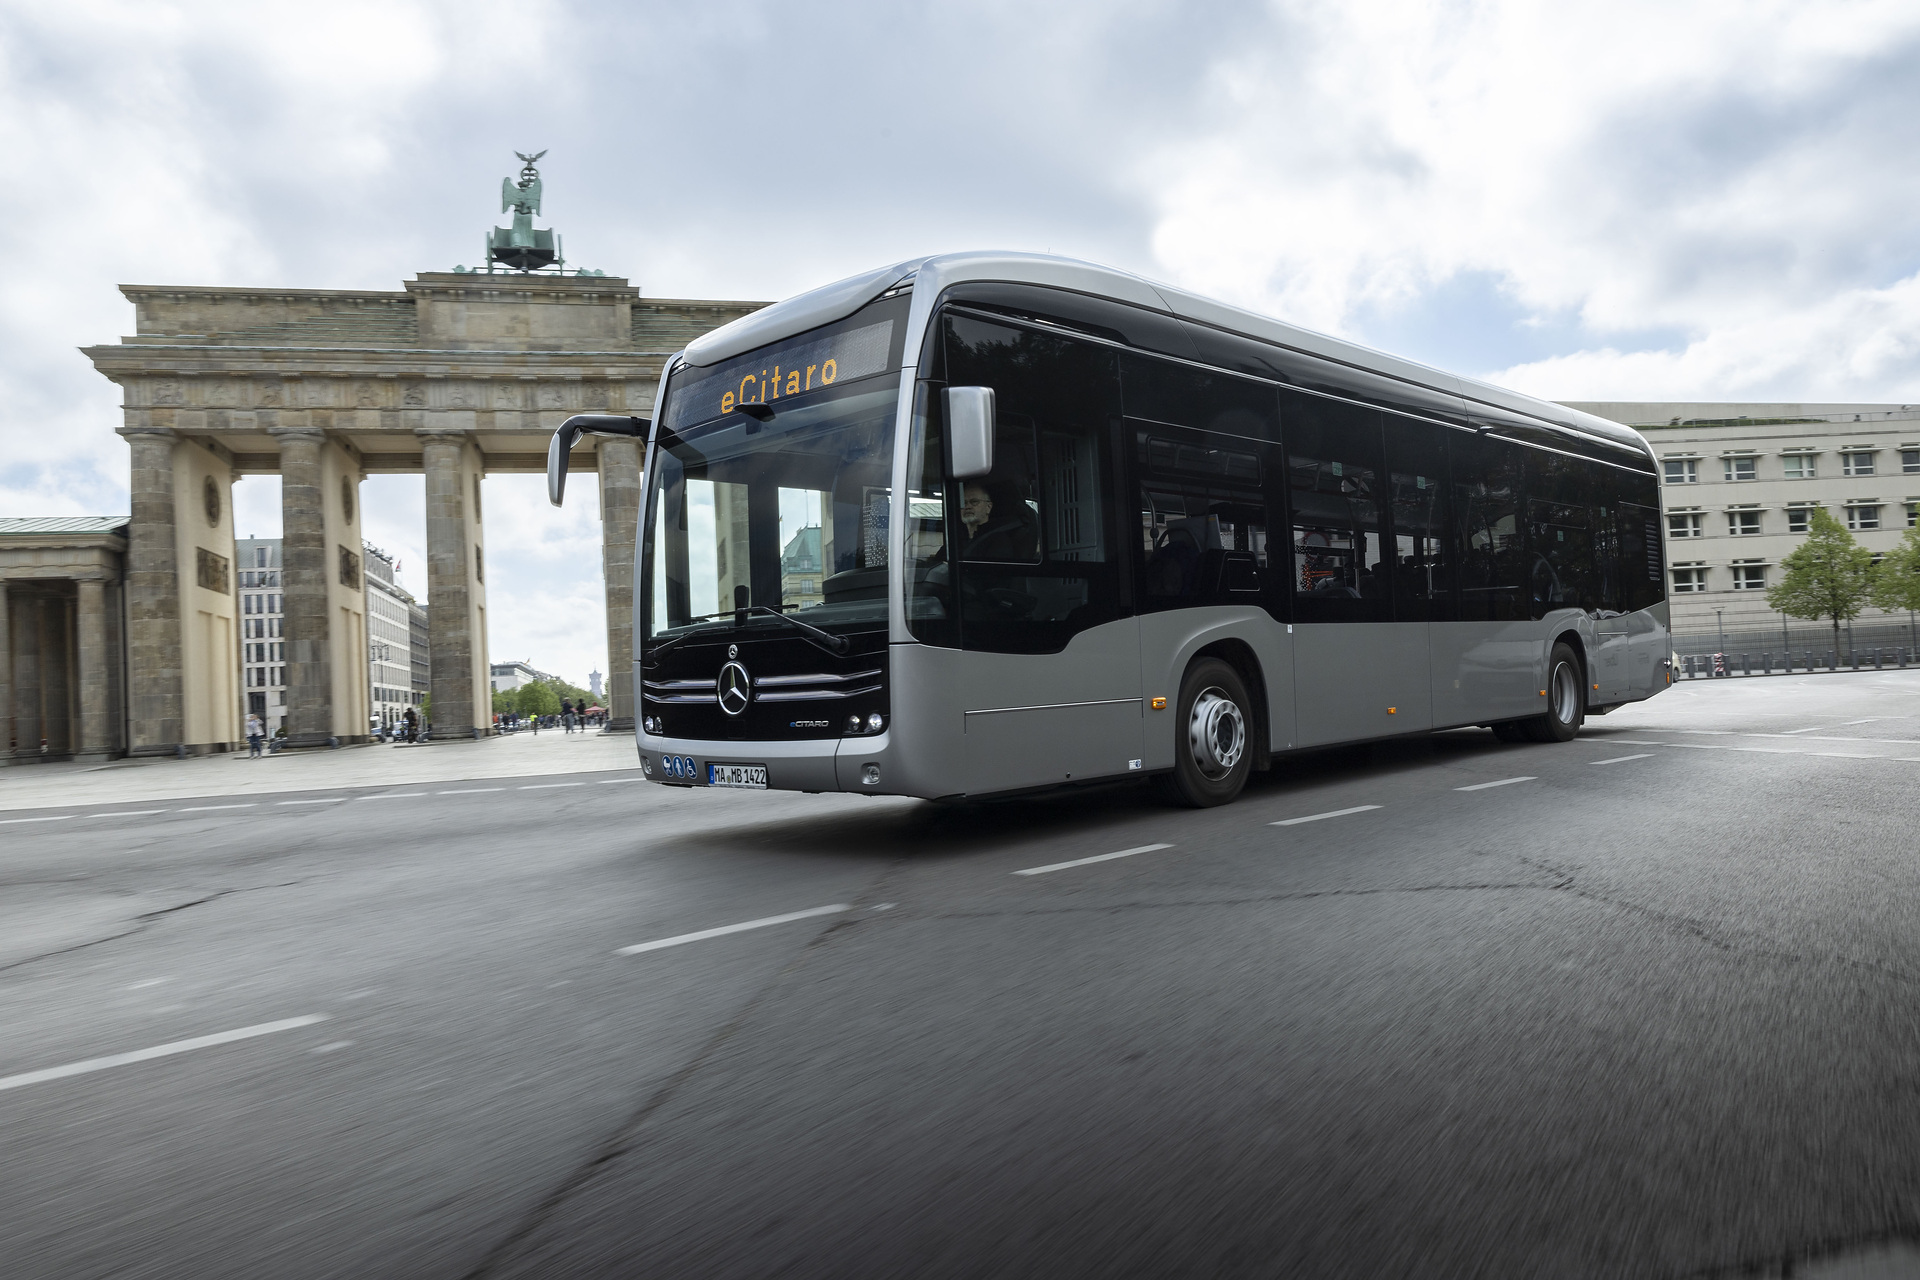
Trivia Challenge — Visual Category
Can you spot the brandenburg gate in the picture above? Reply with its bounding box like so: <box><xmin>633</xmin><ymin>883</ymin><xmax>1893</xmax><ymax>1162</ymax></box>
<box><xmin>78</xmin><ymin>155</ymin><xmax>762</xmax><ymax>755</ymax></box>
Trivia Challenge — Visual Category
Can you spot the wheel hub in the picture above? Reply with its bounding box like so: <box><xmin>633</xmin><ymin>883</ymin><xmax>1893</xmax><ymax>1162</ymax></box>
<box><xmin>1187</xmin><ymin>687</ymin><xmax>1246</xmax><ymax>779</ymax></box>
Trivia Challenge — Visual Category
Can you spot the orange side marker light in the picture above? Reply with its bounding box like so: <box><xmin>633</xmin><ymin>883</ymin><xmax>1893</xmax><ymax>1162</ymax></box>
<box><xmin>1387</xmin><ymin>707</ymin><xmax>1397</xmax><ymax>714</ymax></box>
<box><xmin>1150</xmin><ymin>697</ymin><xmax>1168</xmax><ymax>710</ymax></box>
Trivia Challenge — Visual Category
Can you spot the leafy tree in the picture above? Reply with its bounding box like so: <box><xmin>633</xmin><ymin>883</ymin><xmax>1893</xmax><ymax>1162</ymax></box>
<box><xmin>514</xmin><ymin>680</ymin><xmax>561</xmax><ymax>719</ymax></box>
<box><xmin>491</xmin><ymin>688</ymin><xmax>514</xmax><ymax>715</ymax></box>
<box><xmin>1767</xmin><ymin>506</ymin><xmax>1876</xmax><ymax>654</ymax></box>
<box><xmin>1871</xmin><ymin>524</ymin><xmax>1920</xmax><ymax>614</ymax></box>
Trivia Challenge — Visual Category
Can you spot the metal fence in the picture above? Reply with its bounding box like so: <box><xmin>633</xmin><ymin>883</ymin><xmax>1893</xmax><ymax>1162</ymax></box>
<box><xmin>1671</xmin><ymin>616</ymin><xmax>1920</xmax><ymax>662</ymax></box>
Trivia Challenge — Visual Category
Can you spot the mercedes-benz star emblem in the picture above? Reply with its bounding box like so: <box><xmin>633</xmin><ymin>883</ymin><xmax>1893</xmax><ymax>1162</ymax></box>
<box><xmin>717</xmin><ymin>661</ymin><xmax>751</xmax><ymax>717</ymax></box>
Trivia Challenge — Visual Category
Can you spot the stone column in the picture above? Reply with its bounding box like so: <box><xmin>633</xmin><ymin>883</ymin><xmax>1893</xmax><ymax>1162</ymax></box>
<box><xmin>0</xmin><ymin>581</ymin><xmax>11</xmax><ymax>756</ymax></box>
<box><xmin>118</xmin><ymin>426</ymin><xmax>183</xmax><ymax>754</ymax></box>
<box><xmin>419</xmin><ymin>430</ymin><xmax>486</xmax><ymax>739</ymax></box>
<box><xmin>76</xmin><ymin>577</ymin><xmax>112</xmax><ymax>760</ymax></box>
<box><xmin>597</xmin><ymin>437</ymin><xmax>641</xmax><ymax>732</ymax></box>
<box><xmin>273</xmin><ymin>427</ymin><xmax>333</xmax><ymax>747</ymax></box>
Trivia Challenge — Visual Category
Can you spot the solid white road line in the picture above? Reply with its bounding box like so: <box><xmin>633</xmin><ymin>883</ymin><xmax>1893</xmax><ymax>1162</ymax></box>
<box><xmin>178</xmin><ymin>804</ymin><xmax>256</xmax><ymax>812</ymax></box>
<box><xmin>277</xmin><ymin>798</ymin><xmax>344</xmax><ymax>805</ymax></box>
<box><xmin>616</xmin><ymin>904</ymin><xmax>850</xmax><ymax>955</ymax></box>
<box><xmin>1014</xmin><ymin>843</ymin><xmax>1174</xmax><ymax>876</ymax></box>
<box><xmin>0</xmin><ymin>814</ymin><xmax>75</xmax><ymax>825</ymax></box>
<box><xmin>519</xmin><ymin>782</ymin><xmax>583</xmax><ymax>789</ymax></box>
<box><xmin>1590</xmin><ymin>754</ymin><xmax>1654</xmax><ymax>766</ymax></box>
<box><xmin>1271</xmin><ymin>805</ymin><xmax>1383</xmax><ymax>826</ymax></box>
<box><xmin>0</xmin><ymin>1015</ymin><xmax>328</xmax><ymax>1093</ymax></box>
<box><xmin>1455</xmin><ymin>777</ymin><xmax>1536</xmax><ymax>791</ymax></box>
<box><xmin>437</xmin><ymin>788</ymin><xmax>503</xmax><ymax>795</ymax></box>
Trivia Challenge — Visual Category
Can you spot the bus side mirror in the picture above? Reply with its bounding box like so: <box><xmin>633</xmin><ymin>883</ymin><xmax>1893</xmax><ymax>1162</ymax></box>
<box><xmin>548</xmin><ymin>414</ymin><xmax>649</xmax><ymax>506</ymax></box>
<box><xmin>946</xmin><ymin>387</ymin><xmax>995</xmax><ymax>479</ymax></box>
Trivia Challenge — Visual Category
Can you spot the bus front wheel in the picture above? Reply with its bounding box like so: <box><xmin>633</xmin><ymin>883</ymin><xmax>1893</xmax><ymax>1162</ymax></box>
<box><xmin>1154</xmin><ymin>658</ymin><xmax>1253</xmax><ymax>808</ymax></box>
<box><xmin>1521</xmin><ymin>643</ymin><xmax>1585</xmax><ymax>743</ymax></box>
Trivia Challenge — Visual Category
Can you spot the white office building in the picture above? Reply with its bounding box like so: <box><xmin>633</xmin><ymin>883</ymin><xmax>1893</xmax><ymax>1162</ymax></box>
<box><xmin>234</xmin><ymin>537</ymin><xmax>287</xmax><ymax>734</ymax></box>
<box><xmin>363</xmin><ymin>543</ymin><xmax>419</xmax><ymax>730</ymax></box>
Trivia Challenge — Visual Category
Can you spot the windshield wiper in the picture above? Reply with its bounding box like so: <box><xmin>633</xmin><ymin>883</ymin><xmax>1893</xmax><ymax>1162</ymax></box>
<box><xmin>648</xmin><ymin>607</ymin><xmax>850</xmax><ymax>658</ymax></box>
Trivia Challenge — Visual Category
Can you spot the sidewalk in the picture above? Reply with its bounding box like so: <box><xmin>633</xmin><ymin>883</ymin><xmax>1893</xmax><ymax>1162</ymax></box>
<box><xmin>0</xmin><ymin>729</ymin><xmax>639</xmax><ymax>812</ymax></box>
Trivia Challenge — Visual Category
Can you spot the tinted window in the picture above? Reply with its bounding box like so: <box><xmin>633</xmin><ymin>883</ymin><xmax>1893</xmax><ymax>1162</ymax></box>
<box><xmin>1447</xmin><ymin>431</ymin><xmax>1525</xmax><ymax>622</ymax></box>
<box><xmin>938</xmin><ymin>314</ymin><xmax>1126</xmax><ymax>655</ymax></box>
<box><xmin>1282</xmin><ymin>391</ymin><xmax>1389</xmax><ymax>623</ymax></box>
<box><xmin>1121</xmin><ymin>352</ymin><xmax>1279</xmax><ymax>441</ymax></box>
<box><xmin>1526</xmin><ymin>452</ymin><xmax>1599</xmax><ymax>616</ymax></box>
<box><xmin>1384</xmin><ymin>416</ymin><xmax>1451</xmax><ymax>622</ymax></box>
<box><xmin>1135</xmin><ymin>427</ymin><xmax>1279</xmax><ymax>613</ymax></box>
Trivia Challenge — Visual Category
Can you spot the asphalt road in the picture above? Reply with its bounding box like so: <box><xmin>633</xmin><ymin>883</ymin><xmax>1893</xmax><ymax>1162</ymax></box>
<box><xmin>5</xmin><ymin>671</ymin><xmax>1920</xmax><ymax>1279</ymax></box>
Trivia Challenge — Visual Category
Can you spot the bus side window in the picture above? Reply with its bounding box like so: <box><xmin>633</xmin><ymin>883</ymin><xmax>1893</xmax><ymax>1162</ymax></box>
<box><xmin>1282</xmin><ymin>391</ymin><xmax>1390</xmax><ymax>624</ymax></box>
<box><xmin>1616</xmin><ymin>466</ymin><xmax>1664</xmax><ymax>613</ymax></box>
<box><xmin>1383</xmin><ymin>415</ymin><xmax>1452</xmax><ymax>622</ymax></box>
<box><xmin>1446</xmin><ymin>431</ymin><xmax>1525</xmax><ymax>622</ymax></box>
<box><xmin>941</xmin><ymin>311</ymin><xmax>1125</xmax><ymax>655</ymax></box>
<box><xmin>1525</xmin><ymin>451</ymin><xmax>1600</xmax><ymax>618</ymax></box>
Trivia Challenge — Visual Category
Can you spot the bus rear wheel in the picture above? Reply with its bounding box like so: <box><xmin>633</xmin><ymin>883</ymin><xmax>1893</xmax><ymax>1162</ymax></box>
<box><xmin>1154</xmin><ymin>658</ymin><xmax>1253</xmax><ymax>808</ymax></box>
<box><xmin>1520</xmin><ymin>643</ymin><xmax>1584</xmax><ymax>743</ymax></box>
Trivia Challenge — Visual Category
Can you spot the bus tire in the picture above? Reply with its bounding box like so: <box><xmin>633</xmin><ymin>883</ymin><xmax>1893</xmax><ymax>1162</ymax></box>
<box><xmin>1521</xmin><ymin>643</ymin><xmax>1584</xmax><ymax>743</ymax></box>
<box><xmin>1157</xmin><ymin>658</ymin><xmax>1253</xmax><ymax>808</ymax></box>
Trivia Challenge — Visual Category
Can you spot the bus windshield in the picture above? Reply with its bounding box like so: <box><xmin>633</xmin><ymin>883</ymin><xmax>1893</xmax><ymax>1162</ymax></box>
<box><xmin>644</xmin><ymin>373</ymin><xmax>899</xmax><ymax>645</ymax></box>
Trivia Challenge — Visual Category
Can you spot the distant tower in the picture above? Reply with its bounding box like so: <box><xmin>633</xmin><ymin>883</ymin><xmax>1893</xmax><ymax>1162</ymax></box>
<box><xmin>588</xmin><ymin>669</ymin><xmax>603</xmax><ymax>698</ymax></box>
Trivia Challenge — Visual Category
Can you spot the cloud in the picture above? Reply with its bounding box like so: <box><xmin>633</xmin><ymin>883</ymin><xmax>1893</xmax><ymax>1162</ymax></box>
<box><xmin>9</xmin><ymin>0</ymin><xmax>1920</xmax><ymax>681</ymax></box>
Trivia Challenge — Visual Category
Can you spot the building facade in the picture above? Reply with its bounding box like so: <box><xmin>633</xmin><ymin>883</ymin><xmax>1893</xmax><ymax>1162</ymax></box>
<box><xmin>1567</xmin><ymin>402</ymin><xmax>1920</xmax><ymax>654</ymax></box>
<box><xmin>234</xmin><ymin>536</ymin><xmax>287</xmax><ymax>734</ymax></box>
<box><xmin>489</xmin><ymin>659</ymin><xmax>556</xmax><ymax>693</ymax></box>
<box><xmin>1</xmin><ymin>517</ymin><xmax>129</xmax><ymax>764</ymax></box>
<box><xmin>363</xmin><ymin>544</ymin><xmax>419</xmax><ymax>730</ymax></box>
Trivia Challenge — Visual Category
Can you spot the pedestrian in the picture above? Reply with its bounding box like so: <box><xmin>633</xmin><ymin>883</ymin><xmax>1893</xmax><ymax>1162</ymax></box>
<box><xmin>246</xmin><ymin>711</ymin><xmax>264</xmax><ymax>758</ymax></box>
<box><xmin>403</xmin><ymin>706</ymin><xmax>418</xmax><ymax>743</ymax></box>
<box><xmin>562</xmin><ymin>697</ymin><xmax>576</xmax><ymax>734</ymax></box>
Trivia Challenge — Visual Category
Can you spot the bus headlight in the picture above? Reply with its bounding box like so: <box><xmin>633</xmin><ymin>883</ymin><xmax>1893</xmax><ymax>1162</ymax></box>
<box><xmin>866</xmin><ymin>712</ymin><xmax>884</xmax><ymax>733</ymax></box>
<box><xmin>643</xmin><ymin>715</ymin><xmax>661</xmax><ymax>734</ymax></box>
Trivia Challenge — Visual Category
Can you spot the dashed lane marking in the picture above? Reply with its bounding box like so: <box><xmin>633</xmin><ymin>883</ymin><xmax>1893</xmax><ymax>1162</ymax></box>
<box><xmin>437</xmin><ymin>788</ymin><xmax>504</xmax><ymax>795</ymax></box>
<box><xmin>1590</xmin><ymin>754</ymin><xmax>1654</xmax><ymax>766</ymax></box>
<box><xmin>1015</xmin><ymin>843</ymin><xmax>1174</xmax><ymax>876</ymax></box>
<box><xmin>519</xmin><ymin>782</ymin><xmax>583</xmax><ymax>790</ymax></box>
<box><xmin>616</xmin><ymin>904</ymin><xmax>851</xmax><ymax>955</ymax></box>
<box><xmin>84</xmin><ymin>810</ymin><xmax>168</xmax><ymax>818</ymax></box>
<box><xmin>1271</xmin><ymin>805</ymin><xmax>1383</xmax><ymax>826</ymax></box>
<box><xmin>177</xmin><ymin>804</ymin><xmax>257</xmax><ymax>812</ymax></box>
<box><xmin>277</xmin><ymin>798</ymin><xmax>345</xmax><ymax>805</ymax></box>
<box><xmin>1455</xmin><ymin>777</ymin><xmax>1536</xmax><ymax>792</ymax></box>
<box><xmin>0</xmin><ymin>1015</ymin><xmax>329</xmax><ymax>1093</ymax></box>
<box><xmin>358</xmin><ymin>793</ymin><xmax>427</xmax><ymax>800</ymax></box>
<box><xmin>0</xmin><ymin>814</ymin><xmax>75</xmax><ymax>825</ymax></box>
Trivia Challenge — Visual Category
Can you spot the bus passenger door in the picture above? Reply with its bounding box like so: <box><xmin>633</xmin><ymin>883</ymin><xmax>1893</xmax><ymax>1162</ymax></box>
<box><xmin>942</xmin><ymin>313</ymin><xmax>1141</xmax><ymax>795</ymax></box>
<box><xmin>1589</xmin><ymin>494</ymin><xmax>1630</xmax><ymax>704</ymax></box>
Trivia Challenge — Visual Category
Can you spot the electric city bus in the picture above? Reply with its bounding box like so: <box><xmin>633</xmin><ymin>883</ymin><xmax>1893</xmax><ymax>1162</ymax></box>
<box><xmin>548</xmin><ymin>252</ymin><xmax>1670</xmax><ymax>807</ymax></box>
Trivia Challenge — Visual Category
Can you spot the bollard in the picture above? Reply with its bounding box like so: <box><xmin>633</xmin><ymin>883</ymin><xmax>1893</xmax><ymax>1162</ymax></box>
<box><xmin>1763</xmin><ymin>652</ymin><xmax>1772</xmax><ymax>674</ymax></box>
<box><xmin>1742</xmin><ymin>653</ymin><xmax>1751</xmax><ymax>675</ymax></box>
<box><xmin>1828</xmin><ymin>650</ymin><xmax>1835</xmax><ymax>670</ymax></box>
<box><xmin>1875</xmin><ymin>648</ymin><xmax>1883</xmax><ymax>668</ymax></box>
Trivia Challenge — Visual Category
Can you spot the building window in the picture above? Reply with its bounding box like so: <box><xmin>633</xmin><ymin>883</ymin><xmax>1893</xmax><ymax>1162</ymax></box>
<box><xmin>1667</xmin><ymin>512</ymin><xmax>1703</xmax><ymax>539</ymax></box>
<box><xmin>1727</xmin><ymin>510</ymin><xmax>1762</xmax><ymax>536</ymax></box>
<box><xmin>1782</xmin><ymin>454</ymin><xmax>1817</xmax><ymax>479</ymax></box>
<box><xmin>1903</xmin><ymin>449</ymin><xmax>1920</xmax><ymax>474</ymax></box>
<box><xmin>1723</xmin><ymin>455</ymin><xmax>1758</xmax><ymax>482</ymax></box>
<box><xmin>1842</xmin><ymin>451</ymin><xmax>1876</xmax><ymax>476</ymax></box>
<box><xmin>1908</xmin><ymin>503</ymin><xmax>1919</xmax><ymax>529</ymax></box>
<box><xmin>1731</xmin><ymin>564</ymin><xmax>1767</xmax><ymax>591</ymax></box>
<box><xmin>1672</xmin><ymin>567</ymin><xmax>1707</xmax><ymax>593</ymax></box>
<box><xmin>1663</xmin><ymin>458</ymin><xmax>1698</xmax><ymax>485</ymax></box>
<box><xmin>1847</xmin><ymin>505</ymin><xmax>1881</xmax><ymax>531</ymax></box>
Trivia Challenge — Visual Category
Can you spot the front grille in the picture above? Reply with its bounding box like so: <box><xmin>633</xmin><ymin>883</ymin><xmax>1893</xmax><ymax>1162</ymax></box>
<box><xmin>752</xmin><ymin>669</ymin><xmax>883</xmax><ymax>702</ymax></box>
<box><xmin>642</xmin><ymin>677</ymin><xmax>717</xmax><ymax>704</ymax></box>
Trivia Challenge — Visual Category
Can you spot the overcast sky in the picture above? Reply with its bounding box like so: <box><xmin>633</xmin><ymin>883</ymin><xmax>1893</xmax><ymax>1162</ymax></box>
<box><xmin>5</xmin><ymin>0</ymin><xmax>1919</xmax><ymax>685</ymax></box>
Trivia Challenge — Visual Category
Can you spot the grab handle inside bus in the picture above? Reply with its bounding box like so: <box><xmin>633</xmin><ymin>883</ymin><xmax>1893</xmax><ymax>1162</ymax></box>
<box><xmin>946</xmin><ymin>387</ymin><xmax>996</xmax><ymax>479</ymax></box>
<box><xmin>548</xmin><ymin>414</ymin><xmax>650</xmax><ymax>506</ymax></box>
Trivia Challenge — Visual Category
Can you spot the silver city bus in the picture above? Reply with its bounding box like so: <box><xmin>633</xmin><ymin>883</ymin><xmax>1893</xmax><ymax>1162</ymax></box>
<box><xmin>548</xmin><ymin>252</ymin><xmax>1670</xmax><ymax>807</ymax></box>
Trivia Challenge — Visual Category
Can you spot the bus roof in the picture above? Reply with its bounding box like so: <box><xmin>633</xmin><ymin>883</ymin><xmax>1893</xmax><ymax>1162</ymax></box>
<box><xmin>681</xmin><ymin>250</ymin><xmax>1651</xmax><ymax>464</ymax></box>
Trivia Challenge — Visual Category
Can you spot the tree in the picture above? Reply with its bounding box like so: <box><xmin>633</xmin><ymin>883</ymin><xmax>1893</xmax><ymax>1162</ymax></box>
<box><xmin>514</xmin><ymin>680</ymin><xmax>561</xmax><ymax>719</ymax></box>
<box><xmin>491</xmin><ymin>688</ymin><xmax>514</xmax><ymax>715</ymax></box>
<box><xmin>1871</xmin><ymin>524</ymin><xmax>1920</xmax><ymax>615</ymax></box>
<box><xmin>1767</xmin><ymin>506</ymin><xmax>1876</xmax><ymax>655</ymax></box>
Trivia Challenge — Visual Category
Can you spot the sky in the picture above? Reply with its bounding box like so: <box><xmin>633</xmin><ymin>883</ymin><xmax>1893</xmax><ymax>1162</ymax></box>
<box><xmin>5</xmin><ymin>0</ymin><xmax>1920</xmax><ymax>684</ymax></box>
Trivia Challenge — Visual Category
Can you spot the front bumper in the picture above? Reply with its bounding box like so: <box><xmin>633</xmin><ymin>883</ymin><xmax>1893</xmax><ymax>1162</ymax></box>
<box><xmin>636</xmin><ymin>729</ymin><xmax>897</xmax><ymax>795</ymax></box>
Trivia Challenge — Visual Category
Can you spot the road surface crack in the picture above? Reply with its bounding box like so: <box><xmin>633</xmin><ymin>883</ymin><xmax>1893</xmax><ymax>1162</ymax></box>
<box><xmin>0</xmin><ymin>880</ymin><xmax>304</xmax><ymax>975</ymax></box>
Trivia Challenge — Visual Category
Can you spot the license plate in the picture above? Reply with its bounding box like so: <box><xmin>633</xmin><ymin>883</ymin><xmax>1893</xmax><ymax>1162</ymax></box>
<box><xmin>707</xmin><ymin>763</ymin><xmax>767</xmax><ymax>789</ymax></box>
